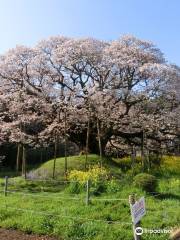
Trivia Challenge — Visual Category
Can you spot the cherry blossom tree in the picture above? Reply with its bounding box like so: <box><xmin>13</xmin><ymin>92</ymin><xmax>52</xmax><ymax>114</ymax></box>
<box><xmin>0</xmin><ymin>35</ymin><xmax>179</xmax><ymax>174</ymax></box>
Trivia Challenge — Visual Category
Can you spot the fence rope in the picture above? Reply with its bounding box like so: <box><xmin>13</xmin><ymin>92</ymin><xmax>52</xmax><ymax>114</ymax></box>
<box><xmin>0</xmin><ymin>205</ymin><xmax>132</xmax><ymax>225</ymax></box>
<box><xmin>92</xmin><ymin>198</ymin><xmax>128</xmax><ymax>201</ymax></box>
<box><xmin>1</xmin><ymin>190</ymin><xmax>83</xmax><ymax>201</ymax></box>
<box><xmin>1</xmin><ymin>189</ymin><xmax>178</xmax><ymax>202</ymax></box>
<box><xmin>0</xmin><ymin>190</ymin><xmax>130</xmax><ymax>202</ymax></box>
<box><xmin>0</xmin><ymin>188</ymin><xmax>81</xmax><ymax>196</ymax></box>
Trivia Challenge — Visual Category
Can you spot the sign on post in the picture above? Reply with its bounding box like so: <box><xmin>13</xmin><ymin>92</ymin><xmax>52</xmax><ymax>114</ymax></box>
<box><xmin>130</xmin><ymin>196</ymin><xmax>146</xmax><ymax>225</ymax></box>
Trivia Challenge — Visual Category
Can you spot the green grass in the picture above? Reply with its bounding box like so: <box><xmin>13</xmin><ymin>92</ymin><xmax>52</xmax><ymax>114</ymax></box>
<box><xmin>26</xmin><ymin>154</ymin><xmax>122</xmax><ymax>180</ymax></box>
<box><xmin>0</xmin><ymin>154</ymin><xmax>179</xmax><ymax>240</ymax></box>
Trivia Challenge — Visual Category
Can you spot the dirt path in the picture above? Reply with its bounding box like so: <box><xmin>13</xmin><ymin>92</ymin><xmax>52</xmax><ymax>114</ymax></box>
<box><xmin>0</xmin><ymin>228</ymin><xmax>59</xmax><ymax>240</ymax></box>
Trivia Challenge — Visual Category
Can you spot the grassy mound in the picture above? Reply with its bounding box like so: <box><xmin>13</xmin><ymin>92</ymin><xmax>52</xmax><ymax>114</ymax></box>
<box><xmin>27</xmin><ymin>154</ymin><xmax>122</xmax><ymax>180</ymax></box>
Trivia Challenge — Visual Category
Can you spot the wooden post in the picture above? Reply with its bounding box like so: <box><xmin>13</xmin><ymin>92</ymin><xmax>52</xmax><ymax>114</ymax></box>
<box><xmin>4</xmin><ymin>176</ymin><xmax>8</xmax><ymax>196</ymax></box>
<box><xmin>86</xmin><ymin>179</ymin><xmax>90</xmax><ymax>205</ymax></box>
<box><xmin>129</xmin><ymin>194</ymin><xmax>141</xmax><ymax>240</ymax></box>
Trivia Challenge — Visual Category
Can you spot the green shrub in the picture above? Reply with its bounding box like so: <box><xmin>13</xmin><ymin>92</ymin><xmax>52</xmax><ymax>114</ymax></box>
<box><xmin>68</xmin><ymin>166</ymin><xmax>109</xmax><ymax>183</ymax></box>
<box><xmin>68</xmin><ymin>166</ymin><xmax>109</xmax><ymax>196</ymax></box>
<box><xmin>161</xmin><ymin>156</ymin><xmax>180</xmax><ymax>173</ymax></box>
<box><xmin>66</xmin><ymin>182</ymin><xmax>84</xmax><ymax>194</ymax></box>
<box><xmin>106</xmin><ymin>179</ymin><xmax>122</xmax><ymax>193</ymax></box>
<box><xmin>116</xmin><ymin>157</ymin><xmax>132</xmax><ymax>171</ymax></box>
<box><xmin>133</xmin><ymin>173</ymin><xmax>157</xmax><ymax>192</ymax></box>
<box><xmin>126</xmin><ymin>165</ymin><xmax>141</xmax><ymax>176</ymax></box>
<box><xmin>92</xmin><ymin>183</ymin><xmax>106</xmax><ymax>196</ymax></box>
<box><xmin>149</xmin><ymin>154</ymin><xmax>162</xmax><ymax>166</ymax></box>
<box><xmin>114</xmin><ymin>156</ymin><xmax>142</xmax><ymax>172</ymax></box>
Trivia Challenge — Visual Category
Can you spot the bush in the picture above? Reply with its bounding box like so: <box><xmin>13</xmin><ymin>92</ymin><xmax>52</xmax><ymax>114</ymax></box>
<box><xmin>92</xmin><ymin>183</ymin><xmax>106</xmax><ymax>196</ymax></box>
<box><xmin>149</xmin><ymin>154</ymin><xmax>162</xmax><ymax>166</ymax></box>
<box><xmin>114</xmin><ymin>156</ymin><xmax>142</xmax><ymax>172</ymax></box>
<box><xmin>68</xmin><ymin>166</ymin><xmax>109</xmax><ymax>195</ymax></box>
<box><xmin>66</xmin><ymin>182</ymin><xmax>84</xmax><ymax>194</ymax></box>
<box><xmin>68</xmin><ymin>166</ymin><xmax>109</xmax><ymax>184</ymax></box>
<box><xmin>133</xmin><ymin>173</ymin><xmax>157</xmax><ymax>192</ymax></box>
<box><xmin>161</xmin><ymin>156</ymin><xmax>180</xmax><ymax>174</ymax></box>
<box><xmin>126</xmin><ymin>165</ymin><xmax>141</xmax><ymax>176</ymax></box>
<box><xmin>116</xmin><ymin>157</ymin><xmax>132</xmax><ymax>171</ymax></box>
<box><xmin>106</xmin><ymin>179</ymin><xmax>122</xmax><ymax>193</ymax></box>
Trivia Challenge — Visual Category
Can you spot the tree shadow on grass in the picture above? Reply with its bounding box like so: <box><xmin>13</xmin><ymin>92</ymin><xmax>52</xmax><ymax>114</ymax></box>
<box><xmin>152</xmin><ymin>192</ymin><xmax>180</xmax><ymax>201</ymax></box>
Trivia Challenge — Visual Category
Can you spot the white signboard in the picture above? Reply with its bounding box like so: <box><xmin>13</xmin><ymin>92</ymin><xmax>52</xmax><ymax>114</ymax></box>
<box><xmin>130</xmin><ymin>197</ymin><xmax>146</xmax><ymax>225</ymax></box>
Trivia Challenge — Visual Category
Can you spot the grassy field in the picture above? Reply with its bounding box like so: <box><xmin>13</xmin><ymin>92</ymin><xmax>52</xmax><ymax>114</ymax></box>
<box><xmin>0</xmin><ymin>155</ymin><xmax>179</xmax><ymax>240</ymax></box>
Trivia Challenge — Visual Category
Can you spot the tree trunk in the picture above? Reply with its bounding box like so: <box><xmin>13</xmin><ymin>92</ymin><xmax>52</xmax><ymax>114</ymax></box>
<box><xmin>69</xmin><ymin>127</ymin><xmax>109</xmax><ymax>156</ymax></box>
<box><xmin>147</xmin><ymin>149</ymin><xmax>150</xmax><ymax>172</ymax></box>
<box><xmin>131</xmin><ymin>145</ymin><xmax>135</xmax><ymax>175</ymax></box>
<box><xmin>22</xmin><ymin>145</ymin><xmax>26</xmax><ymax>179</ymax></box>
<box><xmin>85</xmin><ymin>114</ymin><xmax>90</xmax><ymax>170</ymax></box>
<box><xmin>52</xmin><ymin>134</ymin><xmax>58</xmax><ymax>179</ymax></box>
<box><xmin>45</xmin><ymin>146</ymin><xmax>48</xmax><ymax>162</ymax></box>
<box><xmin>16</xmin><ymin>143</ymin><xmax>21</xmax><ymax>172</ymax></box>
<box><xmin>141</xmin><ymin>130</ymin><xmax>147</xmax><ymax>172</ymax></box>
<box><xmin>40</xmin><ymin>147</ymin><xmax>43</xmax><ymax>163</ymax></box>
<box><xmin>97</xmin><ymin>118</ymin><xmax>103</xmax><ymax>168</ymax></box>
<box><xmin>64</xmin><ymin>108</ymin><xmax>68</xmax><ymax>178</ymax></box>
